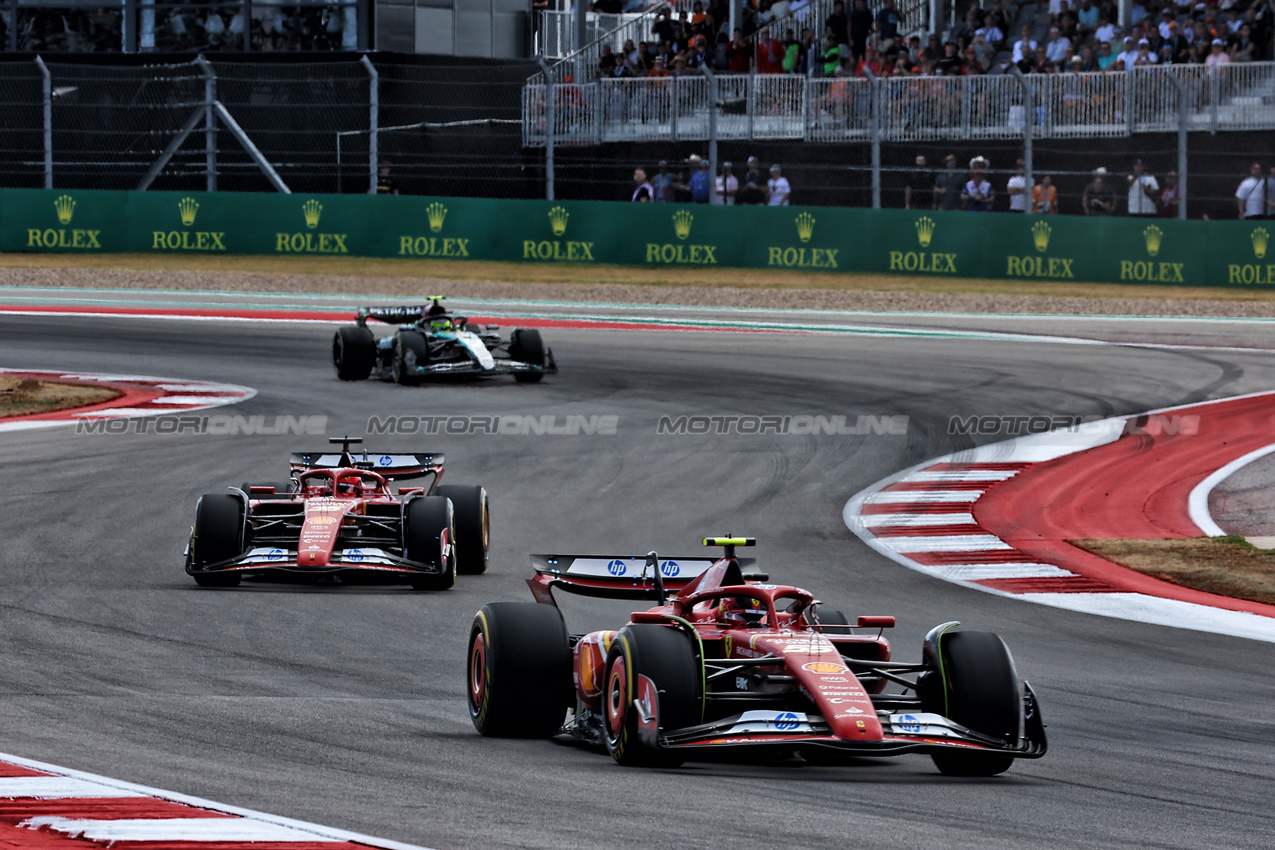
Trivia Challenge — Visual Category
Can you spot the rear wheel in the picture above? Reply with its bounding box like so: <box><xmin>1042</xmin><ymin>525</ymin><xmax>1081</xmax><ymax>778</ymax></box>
<box><xmin>604</xmin><ymin>625</ymin><xmax>700</xmax><ymax>767</ymax></box>
<box><xmin>403</xmin><ymin>496</ymin><xmax>455</xmax><ymax>591</ymax></box>
<box><xmin>190</xmin><ymin>494</ymin><xmax>244</xmax><ymax>588</ymax></box>
<box><xmin>925</xmin><ymin>631</ymin><xmax>1022</xmax><ymax>777</ymax></box>
<box><xmin>435</xmin><ymin>485</ymin><xmax>489</xmax><ymax>575</ymax></box>
<box><xmin>813</xmin><ymin>607</ymin><xmax>851</xmax><ymax>635</ymax></box>
<box><xmin>333</xmin><ymin>326</ymin><xmax>376</xmax><ymax>381</ymax></box>
<box><xmin>509</xmin><ymin>328</ymin><xmax>546</xmax><ymax>383</ymax></box>
<box><xmin>467</xmin><ymin>602</ymin><xmax>572</xmax><ymax>737</ymax></box>
<box><xmin>393</xmin><ymin>330</ymin><xmax>429</xmax><ymax>386</ymax></box>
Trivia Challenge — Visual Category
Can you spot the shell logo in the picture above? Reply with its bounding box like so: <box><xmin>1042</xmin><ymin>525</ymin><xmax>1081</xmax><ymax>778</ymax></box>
<box><xmin>803</xmin><ymin>661</ymin><xmax>848</xmax><ymax>674</ymax></box>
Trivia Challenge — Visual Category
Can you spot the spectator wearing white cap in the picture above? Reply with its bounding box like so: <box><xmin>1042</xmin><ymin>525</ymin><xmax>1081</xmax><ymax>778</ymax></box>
<box><xmin>1206</xmin><ymin>38</ymin><xmax>1231</xmax><ymax>66</ymax></box>
<box><xmin>1117</xmin><ymin>36</ymin><xmax>1140</xmax><ymax>69</ymax></box>
<box><xmin>1127</xmin><ymin>159</ymin><xmax>1159</xmax><ymax>216</ymax></box>
<box><xmin>767</xmin><ymin>165</ymin><xmax>791</xmax><ymax>206</ymax></box>
<box><xmin>1134</xmin><ymin>38</ymin><xmax>1158</xmax><ymax>65</ymax></box>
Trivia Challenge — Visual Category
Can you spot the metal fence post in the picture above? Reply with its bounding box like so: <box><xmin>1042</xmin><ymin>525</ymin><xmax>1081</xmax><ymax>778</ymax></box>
<box><xmin>34</xmin><ymin>56</ymin><xmax>51</xmax><ymax>189</ymax></box>
<box><xmin>8</xmin><ymin>0</ymin><xmax>17</xmax><ymax>51</ymax></box>
<box><xmin>1012</xmin><ymin>67</ymin><xmax>1032</xmax><ymax>212</ymax></box>
<box><xmin>361</xmin><ymin>55</ymin><xmax>378</xmax><ymax>194</ymax></box>
<box><xmin>1168</xmin><ymin>71</ymin><xmax>1188</xmax><ymax>219</ymax></box>
<box><xmin>700</xmin><ymin>65</ymin><xmax>718</xmax><ymax>202</ymax></box>
<box><xmin>538</xmin><ymin>59</ymin><xmax>556</xmax><ymax>201</ymax></box>
<box><xmin>196</xmin><ymin>55</ymin><xmax>216</xmax><ymax>191</ymax></box>
<box><xmin>865</xmin><ymin>67</ymin><xmax>880</xmax><ymax>209</ymax></box>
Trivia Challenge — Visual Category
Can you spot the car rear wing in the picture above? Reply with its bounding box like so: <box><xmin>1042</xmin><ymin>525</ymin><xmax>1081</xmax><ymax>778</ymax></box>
<box><xmin>288</xmin><ymin>451</ymin><xmax>443</xmax><ymax>481</ymax></box>
<box><xmin>528</xmin><ymin>553</ymin><xmax>759</xmax><ymax>601</ymax></box>
<box><xmin>357</xmin><ymin>305</ymin><xmax>430</xmax><ymax>326</ymax></box>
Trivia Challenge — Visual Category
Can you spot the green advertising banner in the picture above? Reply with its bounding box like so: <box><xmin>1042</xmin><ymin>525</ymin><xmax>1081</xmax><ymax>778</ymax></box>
<box><xmin>0</xmin><ymin>187</ymin><xmax>1258</xmax><ymax>288</ymax></box>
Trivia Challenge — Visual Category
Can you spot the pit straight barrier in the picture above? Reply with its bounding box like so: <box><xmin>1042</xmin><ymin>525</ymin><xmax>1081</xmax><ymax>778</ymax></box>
<box><xmin>2</xmin><ymin>188</ymin><xmax>1271</xmax><ymax>287</ymax></box>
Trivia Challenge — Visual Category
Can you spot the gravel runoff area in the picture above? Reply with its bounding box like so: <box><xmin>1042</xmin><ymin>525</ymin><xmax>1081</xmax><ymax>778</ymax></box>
<box><xmin>5</xmin><ymin>259</ymin><xmax>1275</xmax><ymax>317</ymax></box>
<box><xmin>0</xmin><ymin>375</ymin><xmax>118</xmax><ymax>418</ymax></box>
<box><xmin>1074</xmin><ymin>537</ymin><xmax>1275</xmax><ymax>607</ymax></box>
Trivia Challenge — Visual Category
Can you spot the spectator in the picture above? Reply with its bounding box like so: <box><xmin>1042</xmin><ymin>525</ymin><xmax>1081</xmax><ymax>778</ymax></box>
<box><xmin>1079</xmin><ymin>43</ymin><xmax>1100</xmax><ymax>71</ymax></box>
<box><xmin>1231</xmin><ymin>24</ymin><xmax>1258</xmax><ymax>61</ymax></box>
<box><xmin>727</xmin><ymin>28</ymin><xmax>753</xmax><ymax>72</ymax></box>
<box><xmin>1007</xmin><ymin>159</ymin><xmax>1031</xmax><ymax>213</ymax></box>
<box><xmin>1206</xmin><ymin>37</ymin><xmax>1231</xmax><ymax>65</ymax></box>
<box><xmin>756</xmin><ymin>28</ymin><xmax>786</xmax><ymax>73</ymax></box>
<box><xmin>1158</xmin><ymin>171</ymin><xmax>1180</xmax><ymax>218</ymax></box>
<box><xmin>820</xmin><ymin>34</ymin><xmax>843</xmax><ymax>75</ymax></box>
<box><xmin>716</xmin><ymin>161</ymin><xmax>738</xmax><ymax>205</ymax></box>
<box><xmin>934</xmin><ymin>153</ymin><xmax>964</xmax><ymax>211</ymax></box>
<box><xmin>876</xmin><ymin>0</ymin><xmax>905</xmax><ymax>52</ymax></box>
<box><xmin>1117</xmin><ymin>36</ymin><xmax>1140</xmax><ymax>68</ymax></box>
<box><xmin>849</xmin><ymin>0</ymin><xmax>873</xmax><ymax>60</ymax></box>
<box><xmin>856</xmin><ymin>42</ymin><xmax>885</xmax><ymax>75</ymax></box>
<box><xmin>1097</xmin><ymin>40</ymin><xmax>1119</xmax><ymax>68</ymax></box>
<box><xmin>632</xmin><ymin>169</ymin><xmax>654</xmax><ymax>202</ymax></box>
<box><xmin>690</xmin><ymin>159</ymin><xmax>713</xmax><ymax>203</ymax></box>
<box><xmin>737</xmin><ymin>157</ymin><xmax>767</xmax><ymax>204</ymax></box>
<box><xmin>961</xmin><ymin>157</ymin><xmax>994</xmax><ymax>211</ymax></box>
<box><xmin>1083</xmin><ymin>167</ymin><xmax>1116</xmax><ymax>215</ymax></box>
<box><xmin>1134</xmin><ymin>38</ymin><xmax>1158</xmax><ymax>65</ymax></box>
<box><xmin>905</xmin><ymin>155</ymin><xmax>932</xmax><ymax>209</ymax></box>
<box><xmin>1094</xmin><ymin>15</ymin><xmax>1120</xmax><ymax>45</ymax></box>
<box><xmin>1268</xmin><ymin>165</ymin><xmax>1275</xmax><ymax>217</ymax></box>
<box><xmin>826</xmin><ymin>0</ymin><xmax>849</xmax><ymax>48</ymax></box>
<box><xmin>988</xmin><ymin>0</ymin><xmax>1014</xmax><ymax>39</ymax></box>
<box><xmin>1077</xmin><ymin>0</ymin><xmax>1100</xmax><ymax>36</ymax></box>
<box><xmin>936</xmin><ymin>41</ymin><xmax>963</xmax><ymax>74</ymax></box>
<box><xmin>1046</xmin><ymin>26</ymin><xmax>1071</xmax><ymax>63</ymax></box>
<box><xmin>767</xmin><ymin>164</ymin><xmax>792</xmax><ymax>205</ymax></box>
<box><xmin>977</xmin><ymin>13</ymin><xmax>1006</xmax><ymax>49</ymax></box>
<box><xmin>1237</xmin><ymin>162</ymin><xmax>1266</xmax><ymax>218</ymax></box>
<box><xmin>597</xmin><ymin>44</ymin><xmax>618</xmax><ymax>77</ymax></box>
<box><xmin>1127</xmin><ymin>159</ymin><xmax>1159</xmax><ymax>215</ymax></box>
<box><xmin>375</xmin><ymin>164</ymin><xmax>398</xmax><ymax>195</ymax></box>
<box><xmin>651</xmin><ymin>161</ymin><xmax>676</xmax><ymax>203</ymax></box>
<box><xmin>1011</xmin><ymin>26</ymin><xmax>1038</xmax><ymax>63</ymax></box>
<box><xmin>1032</xmin><ymin>174</ymin><xmax>1059</xmax><ymax>214</ymax></box>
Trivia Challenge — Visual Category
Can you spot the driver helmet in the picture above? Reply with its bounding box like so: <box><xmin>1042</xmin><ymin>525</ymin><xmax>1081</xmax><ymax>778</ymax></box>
<box><xmin>428</xmin><ymin>317</ymin><xmax>453</xmax><ymax>333</ymax></box>
<box><xmin>336</xmin><ymin>474</ymin><xmax>362</xmax><ymax>496</ymax></box>
<box><xmin>718</xmin><ymin>595</ymin><xmax>766</xmax><ymax>627</ymax></box>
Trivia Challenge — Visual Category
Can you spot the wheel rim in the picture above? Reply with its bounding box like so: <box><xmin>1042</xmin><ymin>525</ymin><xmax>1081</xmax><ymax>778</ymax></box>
<box><xmin>469</xmin><ymin>632</ymin><xmax>487</xmax><ymax>709</ymax></box>
<box><xmin>606</xmin><ymin>656</ymin><xmax>628</xmax><ymax>739</ymax></box>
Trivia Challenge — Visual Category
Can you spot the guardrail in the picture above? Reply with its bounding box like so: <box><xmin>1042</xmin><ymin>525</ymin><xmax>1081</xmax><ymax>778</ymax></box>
<box><xmin>523</xmin><ymin>63</ymin><xmax>1275</xmax><ymax>145</ymax></box>
<box><xmin>3</xmin><ymin>187</ymin><xmax>1269</xmax><ymax>289</ymax></box>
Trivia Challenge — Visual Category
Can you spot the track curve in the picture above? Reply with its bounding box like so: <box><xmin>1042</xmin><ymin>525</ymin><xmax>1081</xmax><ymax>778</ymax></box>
<box><xmin>1</xmin><ymin>311</ymin><xmax>1273</xmax><ymax>849</ymax></box>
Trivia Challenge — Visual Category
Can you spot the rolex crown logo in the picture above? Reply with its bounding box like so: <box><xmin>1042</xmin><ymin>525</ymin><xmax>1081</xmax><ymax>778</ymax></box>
<box><xmin>915</xmin><ymin>215</ymin><xmax>935</xmax><ymax>249</ymax></box>
<box><xmin>795</xmin><ymin>212</ymin><xmax>816</xmax><ymax>243</ymax></box>
<box><xmin>178</xmin><ymin>197</ymin><xmax>199</xmax><ymax>227</ymax></box>
<box><xmin>548</xmin><ymin>205</ymin><xmax>569</xmax><ymax>237</ymax></box>
<box><xmin>426</xmin><ymin>202</ymin><xmax>447</xmax><ymax>234</ymax></box>
<box><xmin>54</xmin><ymin>194</ymin><xmax>75</xmax><ymax>226</ymax></box>
<box><xmin>1031</xmin><ymin>220</ymin><xmax>1051</xmax><ymax>253</ymax></box>
<box><xmin>1253</xmin><ymin>226</ymin><xmax>1269</xmax><ymax>260</ymax></box>
<box><xmin>1143</xmin><ymin>224</ymin><xmax>1164</xmax><ymax>257</ymax></box>
<box><xmin>302</xmin><ymin>199</ymin><xmax>323</xmax><ymax>229</ymax></box>
<box><xmin>672</xmin><ymin>209</ymin><xmax>694</xmax><ymax>241</ymax></box>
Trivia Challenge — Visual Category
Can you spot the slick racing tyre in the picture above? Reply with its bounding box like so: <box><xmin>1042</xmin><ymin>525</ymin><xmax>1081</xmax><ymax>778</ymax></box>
<box><xmin>467</xmin><ymin>602</ymin><xmax>572</xmax><ymax>737</ymax></box>
<box><xmin>190</xmin><ymin>493</ymin><xmax>244</xmax><ymax>588</ymax></box>
<box><xmin>604</xmin><ymin>625</ymin><xmax>700</xmax><ymax>768</ymax></box>
<box><xmin>924</xmin><ymin>631</ymin><xmax>1022</xmax><ymax>777</ymax></box>
<box><xmin>435</xmin><ymin>485</ymin><xmax>489</xmax><ymax>575</ymax></box>
<box><xmin>404</xmin><ymin>496</ymin><xmax>456</xmax><ymax>591</ymax></box>
<box><xmin>332</xmin><ymin>326</ymin><xmax>376</xmax><ymax>381</ymax></box>
<box><xmin>509</xmin><ymin>328</ymin><xmax>546</xmax><ymax>383</ymax></box>
<box><xmin>813</xmin><ymin>607</ymin><xmax>852</xmax><ymax>635</ymax></box>
<box><xmin>393</xmin><ymin>330</ymin><xmax>430</xmax><ymax>386</ymax></box>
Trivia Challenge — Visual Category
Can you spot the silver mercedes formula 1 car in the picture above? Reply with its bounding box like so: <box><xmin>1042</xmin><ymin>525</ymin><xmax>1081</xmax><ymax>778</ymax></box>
<box><xmin>332</xmin><ymin>297</ymin><xmax>556</xmax><ymax>385</ymax></box>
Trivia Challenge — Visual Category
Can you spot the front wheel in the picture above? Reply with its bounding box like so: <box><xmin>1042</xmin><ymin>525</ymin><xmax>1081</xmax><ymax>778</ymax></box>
<box><xmin>509</xmin><ymin>328</ymin><xmax>546</xmax><ymax>383</ymax></box>
<box><xmin>435</xmin><ymin>485</ymin><xmax>489</xmax><ymax>575</ymax></box>
<box><xmin>393</xmin><ymin>330</ymin><xmax>429</xmax><ymax>386</ymax></box>
<box><xmin>467</xmin><ymin>602</ymin><xmax>572</xmax><ymax>737</ymax></box>
<box><xmin>924</xmin><ymin>631</ymin><xmax>1022</xmax><ymax>777</ymax></box>
<box><xmin>604</xmin><ymin>625</ymin><xmax>700</xmax><ymax>767</ymax></box>
<box><xmin>189</xmin><ymin>493</ymin><xmax>244</xmax><ymax>588</ymax></box>
<box><xmin>404</xmin><ymin>496</ymin><xmax>455</xmax><ymax>591</ymax></box>
<box><xmin>333</xmin><ymin>326</ymin><xmax>376</xmax><ymax>381</ymax></box>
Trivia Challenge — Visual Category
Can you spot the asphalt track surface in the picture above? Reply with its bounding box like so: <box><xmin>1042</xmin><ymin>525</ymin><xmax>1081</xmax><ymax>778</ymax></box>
<box><xmin>2</xmin><ymin>310</ymin><xmax>1275</xmax><ymax>849</ymax></box>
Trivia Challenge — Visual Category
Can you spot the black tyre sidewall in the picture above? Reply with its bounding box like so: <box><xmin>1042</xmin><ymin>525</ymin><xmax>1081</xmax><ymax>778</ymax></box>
<box><xmin>190</xmin><ymin>493</ymin><xmax>245</xmax><ymax>587</ymax></box>
<box><xmin>404</xmin><ymin>496</ymin><xmax>456</xmax><ymax>590</ymax></box>
<box><xmin>435</xmin><ymin>485</ymin><xmax>488</xmax><ymax>575</ymax></box>
<box><xmin>394</xmin><ymin>330</ymin><xmax>428</xmax><ymax>385</ymax></box>
<box><xmin>930</xmin><ymin>631</ymin><xmax>1022</xmax><ymax>777</ymax></box>
<box><xmin>510</xmin><ymin>328</ymin><xmax>546</xmax><ymax>383</ymax></box>
<box><xmin>333</xmin><ymin>326</ymin><xmax>375</xmax><ymax>381</ymax></box>
<box><xmin>603</xmin><ymin>624</ymin><xmax>699</xmax><ymax>767</ymax></box>
<box><xmin>467</xmin><ymin>602</ymin><xmax>571</xmax><ymax>737</ymax></box>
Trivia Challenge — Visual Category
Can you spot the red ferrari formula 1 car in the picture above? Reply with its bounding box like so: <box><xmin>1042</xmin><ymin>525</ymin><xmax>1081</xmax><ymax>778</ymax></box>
<box><xmin>467</xmin><ymin>537</ymin><xmax>1046</xmax><ymax>775</ymax></box>
<box><xmin>185</xmin><ymin>437</ymin><xmax>488</xmax><ymax>590</ymax></box>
